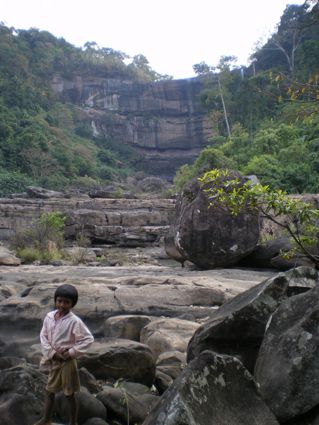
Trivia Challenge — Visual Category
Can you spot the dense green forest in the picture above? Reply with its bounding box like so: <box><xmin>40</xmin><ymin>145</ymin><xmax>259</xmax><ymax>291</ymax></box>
<box><xmin>0</xmin><ymin>23</ymin><xmax>170</xmax><ymax>195</ymax></box>
<box><xmin>176</xmin><ymin>1</ymin><xmax>319</xmax><ymax>194</ymax></box>
<box><xmin>0</xmin><ymin>0</ymin><xmax>319</xmax><ymax>196</ymax></box>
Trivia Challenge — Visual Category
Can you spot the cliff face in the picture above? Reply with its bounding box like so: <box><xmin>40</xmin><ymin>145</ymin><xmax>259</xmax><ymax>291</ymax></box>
<box><xmin>51</xmin><ymin>75</ymin><xmax>214</xmax><ymax>178</ymax></box>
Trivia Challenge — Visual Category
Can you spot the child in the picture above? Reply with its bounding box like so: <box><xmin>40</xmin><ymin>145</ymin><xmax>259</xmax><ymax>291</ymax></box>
<box><xmin>34</xmin><ymin>284</ymin><xmax>94</xmax><ymax>425</ymax></box>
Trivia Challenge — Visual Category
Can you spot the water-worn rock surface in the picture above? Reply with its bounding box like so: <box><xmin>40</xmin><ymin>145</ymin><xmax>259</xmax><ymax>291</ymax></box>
<box><xmin>0</xmin><ymin>264</ymin><xmax>274</xmax><ymax>425</ymax></box>
<box><xmin>255</xmin><ymin>282</ymin><xmax>319</xmax><ymax>421</ymax></box>
<box><xmin>0</xmin><ymin>264</ymin><xmax>273</xmax><ymax>358</ymax></box>
<box><xmin>187</xmin><ymin>272</ymin><xmax>290</xmax><ymax>371</ymax></box>
<box><xmin>142</xmin><ymin>350</ymin><xmax>280</xmax><ymax>425</ymax></box>
<box><xmin>2</xmin><ymin>264</ymin><xmax>319</xmax><ymax>425</ymax></box>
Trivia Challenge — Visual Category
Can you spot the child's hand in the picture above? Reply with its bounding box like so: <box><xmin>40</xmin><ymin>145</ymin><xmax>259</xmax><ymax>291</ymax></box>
<box><xmin>61</xmin><ymin>349</ymin><xmax>71</xmax><ymax>360</ymax></box>
<box><xmin>53</xmin><ymin>352</ymin><xmax>65</xmax><ymax>361</ymax></box>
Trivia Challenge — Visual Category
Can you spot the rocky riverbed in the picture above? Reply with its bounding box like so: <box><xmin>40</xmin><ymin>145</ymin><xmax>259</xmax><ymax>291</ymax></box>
<box><xmin>2</xmin><ymin>257</ymin><xmax>319</xmax><ymax>424</ymax></box>
<box><xmin>0</xmin><ymin>261</ymin><xmax>277</xmax><ymax>425</ymax></box>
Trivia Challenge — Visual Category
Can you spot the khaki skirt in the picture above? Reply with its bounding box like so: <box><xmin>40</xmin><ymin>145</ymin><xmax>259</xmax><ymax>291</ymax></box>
<box><xmin>46</xmin><ymin>358</ymin><xmax>80</xmax><ymax>396</ymax></box>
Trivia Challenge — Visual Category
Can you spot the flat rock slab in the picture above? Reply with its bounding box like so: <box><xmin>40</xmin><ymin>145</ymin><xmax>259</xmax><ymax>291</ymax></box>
<box><xmin>0</xmin><ymin>265</ymin><xmax>275</xmax><ymax>358</ymax></box>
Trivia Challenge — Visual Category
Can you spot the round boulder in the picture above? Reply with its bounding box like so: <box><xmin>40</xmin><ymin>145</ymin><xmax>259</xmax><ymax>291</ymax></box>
<box><xmin>78</xmin><ymin>338</ymin><xmax>155</xmax><ymax>387</ymax></box>
<box><xmin>141</xmin><ymin>318</ymin><xmax>199</xmax><ymax>360</ymax></box>
<box><xmin>165</xmin><ymin>174</ymin><xmax>260</xmax><ymax>268</ymax></box>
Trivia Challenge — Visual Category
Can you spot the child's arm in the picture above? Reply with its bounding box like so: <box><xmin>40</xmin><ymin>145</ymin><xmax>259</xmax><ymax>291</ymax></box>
<box><xmin>40</xmin><ymin>315</ymin><xmax>58</xmax><ymax>360</ymax></box>
<box><xmin>66</xmin><ymin>318</ymin><xmax>94</xmax><ymax>359</ymax></box>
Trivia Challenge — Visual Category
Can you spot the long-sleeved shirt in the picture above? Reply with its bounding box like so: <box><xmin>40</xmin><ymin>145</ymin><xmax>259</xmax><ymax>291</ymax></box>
<box><xmin>40</xmin><ymin>309</ymin><xmax>94</xmax><ymax>364</ymax></box>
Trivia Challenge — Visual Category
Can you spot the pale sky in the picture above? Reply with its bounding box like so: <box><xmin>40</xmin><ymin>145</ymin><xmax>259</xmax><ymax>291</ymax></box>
<box><xmin>1</xmin><ymin>0</ymin><xmax>305</xmax><ymax>79</ymax></box>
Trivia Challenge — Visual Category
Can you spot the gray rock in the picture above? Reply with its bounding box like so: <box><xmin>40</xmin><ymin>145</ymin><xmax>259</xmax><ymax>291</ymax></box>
<box><xmin>97</xmin><ymin>384</ymin><xmax>158</xmax><ymax>425</ymax></box>
<box><xmin>143</xmin><ymin>350</ymin><xmax>280</xmax><ymax>425</ymax></box>
<box><xmin>165</xmin><ymin>175</ymin><xmax>260</xmax><ymax>269</ymax></box>
<box><xmin>104</xmin><ymin>314</ymin><xmax>152</xmax><ymax>341</ymax></box>
<box><xmin>0</xmin><ymin>246</ymin><xmax>21</xmax><ymax>266</ymax></box>
<box><xmin>255</xmin><ymin>283</ymin><xmax>319</xmax><ymax>421</ymax></box>
<box><xmin>78</xmin><ymin>338</ymin><xmax>155</xmax><ymax>387</ymax></box>
<box><xmin>187</xmin><ymin>272</ymin><xmax>290</xmax><ymax>372</ymax></box>
<box><xmin>0</xmin><ymin>266</ymin><xmax>275</xmax><ymax>360</ymax></box>
<box><xmin>0</xmin><ymin>356</ymin><xmax>26</xmax><ymax>370</ymax></box>
<box><xmin>26</xmin><ymin>186</ymin><xmax>66</xmax><ymax>199</ymax></box>
<box><xmin>79</xmin><ymin>367</ymin><xmax>102</xmax><ymax>394</ymax></box>
<box><xmin>156</xmin><ymin>351</ymin><xmax>186</xmax><ymax>380</ymax></box>
<box><xmin>119</xmin><ymin>381</ymin><xmax>153</xmax><ymax>396</ymax></box>
<box><xmin>51</xmin><ymin>76</ymin><xmax>212</xmax><ymax>179</ymax></box>
<box><xmin>154</xmin><ymin>369</ymin><xmax>173</xmax><ymax>395</ymax></box>
<box><xmin>0</xmin><ymin>393</ymin><xmax>44</xmax><ymax>425</ymax></box>
<box><xmin>140</xmin><ymin>318</ymin><xmax>199</xmax><ymax>360</ymax></box>
<box><xmin>55</xmin><ymin>388</ymin><xmax>107</xmax><ymax>424</ymax></box>
<box><xmin>285</xmin><ymin>266</ymin><xmax>319</xmax><ymax>296</ymax></box>
<box><xmin>0</xmin><ymin>363</ymin><xmax>47</xmax><ymax>425</ymax></box>
<box><xmin>82</xmin><ymin>418</ymin><xmax>110</xmax><ymax>425</ymax></box>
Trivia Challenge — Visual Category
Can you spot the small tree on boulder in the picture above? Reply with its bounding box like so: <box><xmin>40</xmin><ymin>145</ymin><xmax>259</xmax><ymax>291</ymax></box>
<box><xmin>199</xmin><ymin>168</ymin><xmax>319</xmax><ymax>268</ymax></box>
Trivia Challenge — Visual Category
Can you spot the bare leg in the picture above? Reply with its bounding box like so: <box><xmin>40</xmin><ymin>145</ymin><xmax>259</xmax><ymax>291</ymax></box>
<box><xmin>66</xmin><ymin>393</ymin><xmax>78</xmax><ymax>425</ymax></box>
<box><xmin>33</xmin><ymin>391</ymin><xmax>55</xmax><ymax>425</ymax></box>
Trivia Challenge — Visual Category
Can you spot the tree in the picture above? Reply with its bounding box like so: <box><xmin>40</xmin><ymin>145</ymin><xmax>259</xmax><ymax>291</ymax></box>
<box><xmin>192</xmin><ymin>61</ymin><xmax>212</xmax><ymax>76</ymax></box>
<box><xmin>199</xmin><ymin>168</ymin><xmax>319</xmax><ymax>268</ymax></box>
<box><xmin>252</xmin><ymin>2</ymin><xmax>319</xmax><ymax>77</ymax></box>
<box><xmin>193</xmin><ymin>56</ymin><xmax>237</xmax><ymax>138</ymax></box>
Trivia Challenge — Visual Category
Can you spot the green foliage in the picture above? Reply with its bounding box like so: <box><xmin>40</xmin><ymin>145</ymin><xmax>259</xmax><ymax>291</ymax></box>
<box><xmin>17</xmin><ymin>246</ymin><xmax>62</xmax><ymax>264</ymax></box>
<box><xmin>199</xmin><ymin>168</ymin><xmax>319</xmax><ymax>267</ymax></box>
<box><xmin>173</xmin><ymin>164</ymin><xmax>195</xmax><ymax>190</ymax></box>
<box><xmin>173</xmin><ymin>147</ymin><xmax>236</xmax><ymax>190</ymax></box>
<box><xmin>11</xmin><ymin>212</ymin><xmax>66</xmax><ymax>264</ymax></box>
<box><xmin>0</xmin><ymin>171</ymin><xmax>34</xmax><ymax>197</ymax></box>
<box><xmin>185</xmin><ymin>3</ymin><xmax>319</xmax><ymax>195</ymax></box>
<box><xmin>0</xmin><ymin>23</ymin><xmax>167</xmax><ymax>194</ymax></box>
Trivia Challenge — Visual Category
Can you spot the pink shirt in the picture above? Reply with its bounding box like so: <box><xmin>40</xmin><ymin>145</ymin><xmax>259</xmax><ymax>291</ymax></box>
<box><xmin>40</xmin><ymin>309</ymin><xmax>94</xmax><ymax>362</ymax></box>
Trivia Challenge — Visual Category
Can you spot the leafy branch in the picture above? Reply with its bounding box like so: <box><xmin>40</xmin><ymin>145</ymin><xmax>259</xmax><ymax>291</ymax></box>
<box><xmin>199</xmin><ymin>169</ymin><xmax>319</xmax><ymax>267</ymax></box>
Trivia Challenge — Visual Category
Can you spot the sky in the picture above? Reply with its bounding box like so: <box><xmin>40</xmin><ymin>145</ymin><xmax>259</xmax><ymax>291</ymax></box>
<box><xmin>1</xmin><ymin>0</ymin><xmax>306</xmax><ymax>79</ymax></box>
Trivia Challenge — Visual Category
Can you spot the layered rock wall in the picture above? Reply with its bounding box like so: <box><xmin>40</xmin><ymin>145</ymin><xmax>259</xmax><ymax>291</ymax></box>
<box><xmin>51</xmin><ymin>75</ymin><xmax>214</xmax><ymax>178</ymax></box>
<box><xmin>0</xmin><ymin>195</ymin><xmax>175</xmax><ymax>246</ymax></box>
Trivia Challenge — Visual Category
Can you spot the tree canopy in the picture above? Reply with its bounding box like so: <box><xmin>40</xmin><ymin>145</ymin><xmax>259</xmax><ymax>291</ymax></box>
<box><xmin>186</xmin><ymin>1</ymin><xmax>319</xmax><ymax>194</ymax></box>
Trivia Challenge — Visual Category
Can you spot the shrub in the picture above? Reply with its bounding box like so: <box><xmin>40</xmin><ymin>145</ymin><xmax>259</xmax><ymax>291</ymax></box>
<box><xmin>16</xmin><ymin>246</ymin><xmax>62</xmax><ymax>264</ymax></box>
<box><xmin>11</xmin><ymin>212</ymin><xmax>66</xmax><ymax>263</ymax></box>
<box><xmin>0</xmin><ymin>171</ymin><xmax>34</xmax><ymax>197</ymax></box>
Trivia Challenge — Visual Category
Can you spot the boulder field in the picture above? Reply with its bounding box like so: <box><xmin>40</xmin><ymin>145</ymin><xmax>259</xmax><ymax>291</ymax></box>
<box><xmin>1</xmin><ymin>264</ymin><xmax>319</xmax><ymax>424</ymax></box>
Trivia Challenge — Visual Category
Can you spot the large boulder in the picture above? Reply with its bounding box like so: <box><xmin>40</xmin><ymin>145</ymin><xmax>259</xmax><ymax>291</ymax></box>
<box><xmin>97</xmin><ymin>385</ymin><xmax>159</xmax><ymax>425</ymax></box>
<box><xmin>140</xmin><ymin>318</ymin><xmax>199</xmax><ymax>360</ymax></box>
<box><xmin>55</xmin><ymin>388</ymin><xmax>107</xmax><ymax>424</ymax></box>
<box><xmin>0</xmin><ymin>246</ymin><xmax>21</xmax><ymax>266</ymax></box>
<box><xmin>142</xmin><ymin>350</ymin><xmax>280</xmax><ymax>425</ymax></box>
<box><xmin>187</xmin><ymin>273</ymin><xmax>290</xmax><ymax>372</ymax></box>
<box><xmin>26</xmin><ymin>186</ymin><xmax>67</xmax><ymax>198</ymax></box>
<box><xmin>241</xmin><ymin>236</ymin><xmax>315</xmax><ymax>270</ymax></box>
<box><xmin>78</xmin><ymin>338</ymin><xmax>155</xmax><ymax>387</ymax></box>
<box><xmin>165</xmin><ymin>175</ymin><xmax>260</xmax><ymax>268</ymax></box>
<box><xmin>156</xmin><ymin>351</ymin><xmax>186</xmax><ymax>380</ymax></box>
<box><xmin>103</xmin><ymin>315</ymin><xmax>152</xmax><ymax>341</ymax></box>
<box><xmin>254</xmin><ymin>282</ymin><xmax>319</xmax><ymax>421</ymax></box>
<box><xmin>0</xmin><ymin>363</ymin><xmax>47</xmax><ymax>425</ymax></box>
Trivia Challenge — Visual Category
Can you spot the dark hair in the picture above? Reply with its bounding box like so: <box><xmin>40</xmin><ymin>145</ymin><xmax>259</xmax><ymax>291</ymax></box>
<box><xmin>54</xmin><ymin>284</ymin><xmax>78</xmax><ymax>307</ymax></box>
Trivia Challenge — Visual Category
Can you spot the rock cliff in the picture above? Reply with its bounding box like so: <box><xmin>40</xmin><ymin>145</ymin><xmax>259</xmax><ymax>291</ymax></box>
<box><xmin>51</xmin><ymin>75</ymin><xmax>214</xmax><ymax>178</ymax></box>
<box><xmin>0</xmin><ymin>193</ymin><xmax>175</xmax><ymax>244</ymax></box>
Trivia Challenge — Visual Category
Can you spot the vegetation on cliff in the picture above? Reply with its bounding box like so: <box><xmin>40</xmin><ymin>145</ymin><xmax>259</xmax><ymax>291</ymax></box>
<box><xmin>0</xmin><ymin>1</ymin><xmax>318</xmax><ymax>196</ymax></box>
<box><xmin>0</xmin><ymin>24</ymin><xmax>170</xmax><ymax>195</ymax></box>
<box><xmin>176</xmin><ymin>1</ymin><xmax>319</xmax><ymax>194</ymax></box>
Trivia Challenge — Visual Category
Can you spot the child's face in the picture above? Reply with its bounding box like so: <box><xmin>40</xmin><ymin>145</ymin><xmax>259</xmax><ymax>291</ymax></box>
<box><xmin>55</xmin><ymin>296</ymin><xmax>73</xmax><ymax>316</ymax></box>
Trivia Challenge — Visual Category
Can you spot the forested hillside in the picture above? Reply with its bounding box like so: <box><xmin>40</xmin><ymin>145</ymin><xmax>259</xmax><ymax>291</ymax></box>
<box><xmin>0</xmin><ymin>24</ymin><xmax>170</xmax><ymax>195</ymax></box>
<box><xmin>175</xmin><ymin>1</ymin><xmax>319</xmax><ymax>194</ymax></box>
<box><xmin>0</xmin><ymin>0</ymin><xmax>319</xmax><ymax>196</ymax></box>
